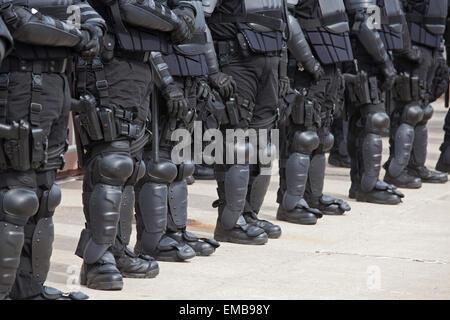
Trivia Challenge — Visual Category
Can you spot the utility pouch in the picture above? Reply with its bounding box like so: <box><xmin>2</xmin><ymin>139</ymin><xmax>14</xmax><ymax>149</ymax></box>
<box><xmin>4</xmin><ymin>120</ymin><xmax>31</xmax><ymax>171</ymax></box>
<box><xmin>226</xmin><ymin>98</ymin><xmax>240</xmax><ymax>126</ymax></box>
<box><xmin>98</xmin><ymin>108</ymin><xmax>117</xmax><ymax>142</ymax></box>
<box><xmin>291</xmin><ymin>90</ymin><xmax>306</xmax><ymax>125</ymax></box>
<box><xmin>31</xmin><ymin>128</ymin><xmax>47</xmax><ymax>169</ymax></box>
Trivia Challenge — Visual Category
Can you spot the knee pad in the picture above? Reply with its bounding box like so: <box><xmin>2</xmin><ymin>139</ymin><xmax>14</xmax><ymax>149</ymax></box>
<box><xmin>292</xmin><ymin>131</ymin><xmax>320</xmax><ymax>155</ymax></box>
<box><xmin>0</xmin><ymin>188</ymin><xmax>39</xmax><ymax>226</ymax></box>
<box><xmin>37</xmin><ymin>184</ymin><xmax>62</xmax><ymax>219</ymax></box>
<box><xmin>146</xmin><ymin>158</ymin><xmax>178</xmax><ymax>184</ymax></box>
<box><xmin>419</xmin><ymin>105</ymin><xmax>433</xmax><ymax>124</ymax></box>
<box><xmin>366</xmin><ymin>112</ymin><xmax>390</xmax><ymax>135</ymax></box>
<box><xmin>176</xmin><ymin>162</ymin><xmax>195</xmax><ymax>181</ymax></box>
<box><xmin>97</xmin><ymin>153</ymin><xmax>134</xmax><ymax>186</ymax></box>
<box><xmin>402</xmin><ymin>104</ymin><xmax>424</xmax><ymax>126</ymax></box>
<box><xmin>126</xmin><ymin>160</ymin><xmax>146</xmax><ymax>186</ymax></box>
<box><xmin>317</xmin><ymin>132</ymin><xmax>335</xmax><ymax>153</ymax></box>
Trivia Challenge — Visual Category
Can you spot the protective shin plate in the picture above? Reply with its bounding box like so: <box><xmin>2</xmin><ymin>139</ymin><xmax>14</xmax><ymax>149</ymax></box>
<box><xmin>220</xmin><ymin>165</ymin><xmax>250</xmax><ymax>230</ymax></box>
<box><xmin>361</xmin><ymin>133</ymin><xmax>382</xmax><ymax>193</ymax></box>
<box><xmin>248</xmin><ymin>173</ymin><xmax>271</xmax><ymax>214</ymax></box>
<box><xmin>117</xmin><ymin>186</ymin><xmax>135</xmax><ymax>245</ymax></box>
<box><xmin>136</xmin><ymin>183</ymin><xmax>168</xmax><ymax>253</ymax></box>
<box><xmin>0</xmin><ymin>222</ymin><xmax>24</xmax><ymax>298</ymax></box>
<box><xmin>168</xmin><ymin>181</ymin><xmax>188</xmax><ymax>230</ymax></box>
<box><xmin>282</xmin><ymin>152</ymin><xmax>310</xmax><ymax>211</ymax></box>
<box><xmin>389</xmin><ymin>123</ymin><xmax>415</xmax><ymax>177</ymax></box>
<box><xmin>411</xmin><ymin>124</ymin><xmax>428</xmax><ymax>167</ymax></box>
<box><xmin>31</xmin><ymin>217</ymin><xmax>54</xmax><ymax>284</ymax></box>
<box><xmin>307</xmin><ymin>154</ymin><xmax>326</xmax><ymax>199</ymax></box>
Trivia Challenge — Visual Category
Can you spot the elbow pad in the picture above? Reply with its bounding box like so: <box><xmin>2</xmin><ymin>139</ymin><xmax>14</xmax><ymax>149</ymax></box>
<box><xmin>353</xmin><ymin>11</ymin><xmax>390</xmax><ymax>64</ymax></box>
<box><xmin>119</xmin><ymin>0</ymin><xmax>181</xmax><ymax>33</ymax></box>
<box><xmin>149</xmin><ymin>51</ymin><xmax>175</xmax><ymax>90</ymax></box>
<box><xmin>8</xmin><ymin>6</ymin><xmax>82</xmax><ymax>47</ymax></box>
<box><xmin>287</xmin><ymin>14</ymin><xmax>316</xmax><ymax>67</ymax></box>
<box><xmin>205</xmin><ymin>26</ymin><xmax>220</xmax><ymax>75</ymax></box>
<box><xmin>0</xmin><ymin>18</ymin><xmax>13</xmax><ymax>59</ymax></box>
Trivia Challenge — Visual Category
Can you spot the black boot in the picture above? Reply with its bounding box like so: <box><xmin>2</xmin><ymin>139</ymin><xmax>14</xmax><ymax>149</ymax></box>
<box><xmin>214</xmin><ymin>215</ymin><xmax>268</xmax><ymax>245</ymax></box>
<box><xmin>25</xmin><ymin>286</ymin><xmax>89</xmax><ymax>300</ymax></box>
<box><xmin>166</xmin><ymin>230</ymin><xmax>220</xmax><ymax>257</ymax></box>
<box><xmin>355</xmin><ymin>181</ymin><xmax>404</xmax><ymax>205</ymax></box>
<box><xmin>194</xmin><ymin>164</ymin><xmax>215</xmax><ymax>180</ymax></box>
<box><xmin>114</xmin><ymin>247</ymin><xmax>159</xmax><ymax>279</ymax></box>
<box><xmin>328</xmin><ymin>152</ymin><xmax>351</xmax><ymax>168</ymax></box>
<box><xmin>80</xmin><ymin>251</ymin><xmax>123</xmax><ymax>291</ymax></box>
<box><xmin>384</xmin><ymin>170</ymin><xmax>422</xmax><ymax>189</ymax></box>
<box><xmin>135</xmin><ymin>234</ymin><xmax>196</xmax><ymax>262</ymax></box>
<box><xmin>436</xmin><ymin>146</ymin><xmax>450</xmax><ymax>173</ymax></box>
<box><xmin>243</xmin><ymin>211</ymin><xmax>282</xmax><ymax>239</ymax></box>
<box><xmin>306</xmin><ymin>194</ymin><xmax>351</xmax><ymax>216</ymax></box>
<box><xmin>408</xmin><ymin>166</ymin><xmax>448</xmax><ymax>184</ymax></box>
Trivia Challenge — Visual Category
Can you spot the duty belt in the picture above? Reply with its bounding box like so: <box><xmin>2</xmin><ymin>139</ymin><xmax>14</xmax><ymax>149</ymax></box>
<box><xmin>208</xmin><ymin>13</ymin><xmax>286</xmax><ymax>32</ymax></box>
<box><xmin>114</xmin><ymin>49</ymin><xmax>151</xmax><ymax>63</ymax></box>
<box><xmin>298</xmin><ymin>12</ymin><xmax>348</xmax><ymax>29</ymax></box>
<box><xmin>405</xmin><ymin>14</ymin><xmax>447</xmax><ymax>25</ymax></box>
<box><xmin>0</xmin><ymin>57</ymin><xmax>68</xmax><ymax>73</ymax></box>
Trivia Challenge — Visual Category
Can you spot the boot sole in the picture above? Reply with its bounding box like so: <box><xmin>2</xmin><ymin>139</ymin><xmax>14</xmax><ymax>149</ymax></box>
<box><xmin>276</xmin><ymin>212</ymin><xmax>318</xmax><ymax>225</ymax></box>
<box><xmin>214</xmin><ymin>234</ymin><xmax>268</xmax><ymax>245</ymax></box>
<box><xmin>356</xmin><ymin>196</ymin><xmax>401</xmax><ymax>205</ymax></box>
<box><xmin>121</xmin><ymin>268</ymin><xmax>160</xmax><ymax>279</ymax></box>
<box><xmin>86</xmin><ymin>281</ymin><xmax>123</xmax><ymax>291</ymax></box>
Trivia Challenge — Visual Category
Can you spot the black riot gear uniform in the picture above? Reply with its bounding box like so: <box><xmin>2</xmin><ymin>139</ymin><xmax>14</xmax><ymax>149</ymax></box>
<box><xmin>0</xmin><ymin>0</ymin><xmax>103</xmax><ymax>300</ymax></box>
<box><xmin>206</xmin><ymin>0</ymin><xmax>291</xmax><ymax>244</ymax></box>
<box><xmin>276</xmin><ymin>0</ymin><xmax>352</xmax><ymax>226</ymax></box>
<box><xmin>385</xmin><ymin>0</ymin><xmax>449</xmax><ymax>187</ymax></box>
<box><xmin>73</xmin><ymin>0</ymin><xmax>195</xmax><ymax>290</ymax></box>
<box><xmin>436</xmin><ymin>5</ymin><xmax>450</xmax><ymax>174</ymax></box>
<box><xmin>344</xmin><ymin>0</ymin><xmax>405</xmax><ymax>205</ymax></box>
<box><xmin>134</xmin><ymin>1</ymin><xmax>221</xmax><ymax>262</ymax></box>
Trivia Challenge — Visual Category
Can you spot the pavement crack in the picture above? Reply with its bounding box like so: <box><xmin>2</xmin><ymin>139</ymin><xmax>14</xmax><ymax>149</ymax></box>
<box><xmin>314</xmin><ymin>250</ymin><xmax>448</xmax><ymax>265</ymax></box>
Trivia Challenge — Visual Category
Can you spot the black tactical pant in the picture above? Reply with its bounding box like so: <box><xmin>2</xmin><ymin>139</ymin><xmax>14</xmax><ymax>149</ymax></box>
<box><xmin>278</xmin><ymin>65</ymin><xmax>342</xmax><ymax>206</ymax></box>
<box><xmin>387</xmin><ymin>46</ymin><xmax>440</xmax><ymax>173</ymax></box>
<box><xmin>0</xmin><ymin>67</ymin><xmax>71</xmax><ymax>299</ymax></box>
<box><xmin>75</xmin><ymin>56</ymin><xmax>153</xmax><ymax>265</ymax></box>
<box><xmin>214</xmin><ymin>50</ymin><xmax>280</xmax><ymax>227</ymax></box>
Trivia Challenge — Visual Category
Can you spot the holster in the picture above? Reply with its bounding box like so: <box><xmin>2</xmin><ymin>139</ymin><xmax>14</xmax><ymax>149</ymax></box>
<box><xmin>393</xmin><ymin>72</ymin><xmax>423</xmax><ymax>102</ymax></box>
<box><xmin>345</xmin><ymin>71</ymin><xmax>372</xmax><ymax>105</ymax></box>
<box><xmin>1</xmin><ymin>120</ymin><xmax>31</xmax><ymax>171</ymax></box>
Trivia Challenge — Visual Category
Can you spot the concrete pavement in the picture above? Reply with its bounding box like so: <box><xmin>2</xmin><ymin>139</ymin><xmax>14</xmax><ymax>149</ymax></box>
<box><xmin>45</xmin><ymin>100</ymin><xmax>450</xmax><ymax>300</ymax></box>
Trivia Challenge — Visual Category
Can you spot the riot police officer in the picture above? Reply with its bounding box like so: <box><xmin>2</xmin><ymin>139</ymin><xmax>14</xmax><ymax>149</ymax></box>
<box><xmin>0</xmin><ymin>0</ymin><xmax>103</xmax><ymax>300</ymax></box>
<box><xmin>344</xmin><ymin>0</ymin><xmax>405</xmax><ymax>205</ymax></box>
<box><xmin>204</xmin><ymin>0</ymin><xmax>294</xmax><ymax>245</ymax></box>
<box><xmin>134</xmin><ymin>0</ymin><xmax>233</xmax><ymax>262</ymax></box>
<box><xmin>276</xmin><ymin>0</ymin><xmax>353</xmax><ymax>226</ymax></box>
<box><xmin>385</xmin><ymin>0</ymin><xmax>448</xmax><ymax>187</ymax></box>
<box><xmin>73</xmin><ymin>0</ymin><xmax>195</xmax><ymax>290</ymax></box>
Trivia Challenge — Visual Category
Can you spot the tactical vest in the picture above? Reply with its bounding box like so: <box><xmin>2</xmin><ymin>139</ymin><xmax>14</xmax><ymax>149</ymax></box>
<box><xmin>11</xmin><ymin>0</ymin><xmax>75</xmax><ymax>60</ymax></box>
<box><xmin>92</xmin><ymin>1</ymin><xmax>171</xmax><ymax>54</ymax></box>
<box><xmin>377</xmin><ymin>0</ymin><xmax>404</xmax><ymax>51</ymax></box>
<box><xmin>164</xmin><ymin>1</ymin><xmax>208</xmax><ymax>77</ymax></box>
<box><xmin>292</xmin><ymin>0</ymin><xmax>353</xmax><ymax>65</ymax></box>
<box><xmin>210</xmin><ymin>0</ymin><xmax>287</xmax><ymax>54</ymax></box>
<box><xmin>405</xmin><ymin>0</ymin><xmax>448</xmax><ymax>48</ymax></box>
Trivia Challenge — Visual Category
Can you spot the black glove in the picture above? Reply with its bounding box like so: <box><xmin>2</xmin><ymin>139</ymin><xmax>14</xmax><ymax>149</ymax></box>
<box><xmin>208</xmin><ymin>72</ymin><xmax>236</xmax><ymax>100</ymax></box>
<box><xmin>197</xmin><ymin>79</ymin><xmax>211</xmax><ymax>100</ymax></box>
<box><xmin>400</xmin><ymin>45</ymin><xmax>423</xmax><ymax>64</ymax></box>
<box><xmin>171</xmin><ymin>7</ymin><xmax>195</xmax><ymax>44</ymax></box>
<box><xmin>303</xmin><ymin>59</ymin><xmax>324</xmax><ymax>82</ymax></box>
<box><xmin>162</xmin><ymin>83</ymin><xmax>189</xmax><ymax>119</ymax></box>
<box><xmin>279</xmin><ymin>76</ymin><xmax>290</xmax><ymax>98</ymax></box>
<box><xmin>381</xmin><ymin>59</ymin><xmax>397</xmax><ymax>91</ymax></box>
<box><xmin>77</xmin><ymin>24</ymin><xmax>103</xmax><ymax>59</ymax></box>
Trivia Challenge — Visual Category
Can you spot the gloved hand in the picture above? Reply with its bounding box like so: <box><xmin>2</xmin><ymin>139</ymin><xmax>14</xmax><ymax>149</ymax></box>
<box><xmin>279</xmin><ymin>76</ymin><xmax>290</xmax><ymax>98</ymax></box>
<box><xmin>208</xmin><ymin>72</ymin><xmax>236</xmax><ymax>100</ymax></box>
<box><xmin>381</xmin><ymin>59</ymin><xmax>397</xmax><ymax>91</ymax></box>
<box><xmin>77</xmin><ymin>24</ymin><xmax>103</xmax><ymax>59</ymax></box>
<box><xmin>197</xmin><ymin>79</ymin><xmax>211</xmax><ymax>100</ymax></box>
<box><xmin>162</xmin><ymin>83</ymin><xmax>189</xmax><ymax>119</ymax></box>
<box><xmin>400</xmin><ymin>45</ymin><xmax>423</xmax><ymax>64</ymax></box>
<box><xmin>171</xmin><ymin>7</ymin><xmax>195</xmax><ymax>44</ymax></box>
<box><xmin>302</xmin><ymin>58</ymin><xmax>324</xmax><ymax>82</ymax></box>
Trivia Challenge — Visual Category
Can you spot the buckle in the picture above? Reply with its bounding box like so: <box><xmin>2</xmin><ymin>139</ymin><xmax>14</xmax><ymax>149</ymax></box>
<box><xmin>91</xmin><ymin>57</ymin><xmax>104</xmax><ymax>71</ymax></box>
<box><xmin>96</xmin><ymin>79</ymin><xmax>109</xmax><ymax>91</ymax></box>
<box><xmin>32</xmin><ymin>74</ymin><xmax>43</xmax><ymax>91</ymax></box>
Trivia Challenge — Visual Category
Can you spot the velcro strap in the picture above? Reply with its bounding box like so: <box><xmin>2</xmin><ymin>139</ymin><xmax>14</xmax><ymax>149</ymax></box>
<box><xmin>406</xmin><ymin>14</ymin><xmax>446</xmax><ymax>25</ymax></box>
<box><xmin>298</xmin><ymin>12</ymin><xmax>348</xmax><ymax>29</ymax></box>
<box><xmin>380</xmin><ymin>15</ymin><xmax>404</xmax><ymax>25</ymax></box>
<box><xmin>209</xmin><ymin>13</ymin><xmax>286</xmax><ymax>31</ymax></box>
